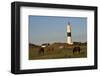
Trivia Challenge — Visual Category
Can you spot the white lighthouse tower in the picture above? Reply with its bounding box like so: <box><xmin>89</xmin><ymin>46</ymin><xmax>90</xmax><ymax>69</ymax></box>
<box><xmin>67</xmin><ymin>22</ymin><xmax>73</xmax><ymax>45</ymax></box>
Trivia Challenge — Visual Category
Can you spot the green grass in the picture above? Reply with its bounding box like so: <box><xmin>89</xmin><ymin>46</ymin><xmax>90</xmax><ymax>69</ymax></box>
<box><xmin>29</xmin><ymin>45</ymin><xmax>87</xmax><ymax>60</ymax></box>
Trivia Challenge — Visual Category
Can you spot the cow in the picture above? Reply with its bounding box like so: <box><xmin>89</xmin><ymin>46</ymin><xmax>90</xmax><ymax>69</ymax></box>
<box><xmin>73</xmin><ymin>46</ymin><xmax>81</xmax><ymax>54</ymax></box>
<box><xmin>38</xmin><ymin>47</ymin><xmax>44</xmax><ymax>55</ymax></box>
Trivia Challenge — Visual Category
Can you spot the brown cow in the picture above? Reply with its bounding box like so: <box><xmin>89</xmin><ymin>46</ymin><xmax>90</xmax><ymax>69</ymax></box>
<box><xmin>39</xmin><ymin>47</ymin><xmax>44</xmax><ymax>55</ymax></box>
<box><xmin>73</xmin><ymin>46</ymin><xmax>80</xmax><ymax>54</ymax></box>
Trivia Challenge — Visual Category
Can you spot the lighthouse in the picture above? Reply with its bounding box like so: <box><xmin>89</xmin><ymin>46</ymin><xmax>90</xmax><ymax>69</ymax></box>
<box><xmin>67</xmin><ymin>22</ymin><xmax>73</xmax><ymax>45</ymax></box>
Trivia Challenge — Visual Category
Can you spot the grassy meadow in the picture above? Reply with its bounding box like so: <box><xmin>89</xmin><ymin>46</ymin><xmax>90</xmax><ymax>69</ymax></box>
<box><xmin>29</xmin><ymin>42</ymin><xmax>87</xmax><ymax>60</ymax></box>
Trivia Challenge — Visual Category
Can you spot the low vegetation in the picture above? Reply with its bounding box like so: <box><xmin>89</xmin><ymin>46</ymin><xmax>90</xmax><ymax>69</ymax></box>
<box><xmin>29</xmin><ymin>42</ymin><xmax>87</xmax><ymax>60</ymax></box>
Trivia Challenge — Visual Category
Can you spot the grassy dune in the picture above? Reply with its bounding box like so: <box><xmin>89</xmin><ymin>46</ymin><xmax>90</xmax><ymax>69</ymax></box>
<box><xmin>29</xmin><ymin>43</ymin><xmax>87</xmax><ymax>60</ymax></box>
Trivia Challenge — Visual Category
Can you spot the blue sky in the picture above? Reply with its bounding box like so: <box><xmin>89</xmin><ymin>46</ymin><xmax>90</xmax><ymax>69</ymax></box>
<box><xmin>29</xmin><ymin>15</ymin><xmax>87</xmax><ymax>45</ymax></box>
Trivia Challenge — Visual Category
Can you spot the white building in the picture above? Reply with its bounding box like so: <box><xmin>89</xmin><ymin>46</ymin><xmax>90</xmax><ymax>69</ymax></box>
<box><xmin>67</xmin><ymin>22</ymin><xmax>73</xmax><ymax>45</ymax></box>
